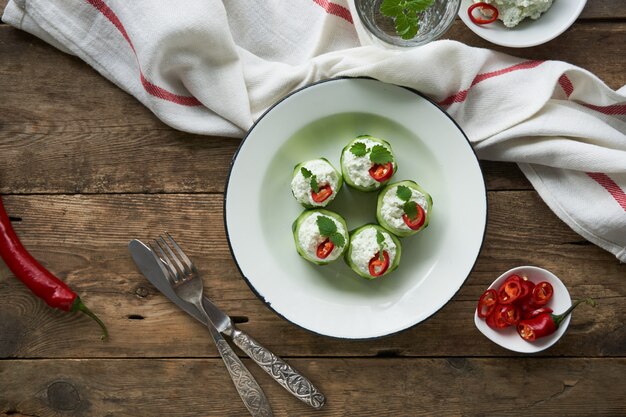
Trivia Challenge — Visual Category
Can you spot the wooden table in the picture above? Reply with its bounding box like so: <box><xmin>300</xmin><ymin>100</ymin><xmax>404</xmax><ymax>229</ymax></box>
<box><xmin>1</xmin><ymin>2</ymin><xmax>624</xmax><ymax>416</ymax></box>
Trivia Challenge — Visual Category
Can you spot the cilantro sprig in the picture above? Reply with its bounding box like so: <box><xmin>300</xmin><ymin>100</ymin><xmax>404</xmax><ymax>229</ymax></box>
<box><xmin>317</xmin><ymin>216</ymin><xmax>346</xmax><ymax>248</ymax></box>
<box><xmin>376</xmin><ymin>230</ymin><xmax>387</xmax><ymax>261</ymax></box>
<box><xmin>349</xmin><ymin>141</ymin><xmax>394</xmax><ymax>165</ymax></box>
<box><xmin>380</xmin><ymin>0</ymin><xmax>435</xmax><ymax>40</ymax></box>
<box><xmin>396</xmin><ymin>185</ymin><xmax>419</xmax><ymax>220</ymax></box>
<box><xmin>301</xmin><ymin>167</ymin><xmax>320</xmax><ymax>193</ymax></box>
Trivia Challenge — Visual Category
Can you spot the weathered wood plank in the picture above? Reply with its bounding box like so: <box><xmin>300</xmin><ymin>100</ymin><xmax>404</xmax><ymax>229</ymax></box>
<box><xmin>1</xmin><ymin>23</ymin><xmax>624</xmax><ymax>194</ymax></box>
<box><xmin>0</xmin><ymin>193</ymin><xmax>623</xmax><ymax>359</ymax></box>
<box><xmin>1</xmin><ymin>358</ymin><xmax>625</xmax><ymax>416</ymax></box>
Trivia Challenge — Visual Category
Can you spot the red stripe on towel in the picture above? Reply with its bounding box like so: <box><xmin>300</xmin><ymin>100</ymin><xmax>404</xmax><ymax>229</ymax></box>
<box><xmin>438</xmin><ymin>60</ymin><xmax>545</xmax><ymax>106</ymax></box>
<box><xmin>312</xmin><ymin>0</ymin><xmax>353</xmax><ymax>23</ymax></box>
<box><xmin>558</xmin><ymin>74</ymin><xmax>626</xmax><ymax>115</ymax></box>
<box><xmin>587</xmin><ymin>173</ymin><xmax>626</xmax><ymax>212</ymax></box>
<box><xmin>85</xmin><ymin>0</ymin><xmax>202</xmax><ymax>106</ymax></box>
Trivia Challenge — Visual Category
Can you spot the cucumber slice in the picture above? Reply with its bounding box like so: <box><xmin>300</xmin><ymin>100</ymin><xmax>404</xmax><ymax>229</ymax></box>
<box><xmin>292</xmin><ymin>209</ymin><xmax>349</xmax><ymax>265</ymax></box>
<box><xmin>376</xmin><ymin>180</ymin><xmax>433</xmax><ymax>238</ymax></box>
<box><xmin>291</xmin><ymin>158</ymin><xmax>343</xmax><ymax>208</ymax></box>
<box><xmin>340</xmin><ymin>135</ymin><xmax>397</xmax><ymax>192</ymax></box>
<box><xmin>345</xmin><ymin>224</ymin><xmax>402</xmax><ymax>279</ymax></box>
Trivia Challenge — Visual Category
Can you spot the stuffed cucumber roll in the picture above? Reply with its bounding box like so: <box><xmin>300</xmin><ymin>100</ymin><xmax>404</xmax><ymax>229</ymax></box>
<box><xmin>345</xmin><ymin>224</ymin><xmax>401</xmax><ymax>279</ymax></box>
<box><xmin>376</xmin><ymin>180</ymin><xmax>433</xmax><ymax>237</ymax></box>
<box><xmin>340</xmin><ymin>135</ymin><xmax>397</xmax><ymax>192</ymax></box>
<box><xmin>292</xmin><ymin>209</ymin><xmax>349</xmax><ymax>265</ymax></box>
<box><xmin>291</xmin><ymin>158</ymin><xmax>343</xmax><ymax>208</ymax></box>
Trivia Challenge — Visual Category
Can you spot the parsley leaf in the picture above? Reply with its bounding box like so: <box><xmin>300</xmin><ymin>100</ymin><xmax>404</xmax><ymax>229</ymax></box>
<box><xmin>350</xmin><ymin>142</ymin><xmax>368</xmax><ymax>157</ymax></box>
<box><xmin>376</xmin><ymin>230</ymin><xmax>387</xmax><ymax>261</ymax></box>
<box><xmin>317</xmin><ymin>216</ymin><xmax>337</xmax><ymax>237</ymax></box>
<box><xmin>369</xmin><ymin>145</ymin><xmax>393</xmax><ymax>164</ymax></box>
<box><xmin>301</xmin><ymin>167</ymin><xmax>313</xmax><ymax>178</ymax></box>
<box><xmin>380</xmin><ymin>0</ymin><xmax>435</xmax><ymax>40</ymax></box>
<box><xmin>403</xmin><ymin>201</ymin><xmax>418</xmax><ymax>220</ymax></box>
<box><xmin>310</xmin><ymin>175</ymin><xmax>320</xmax><ymax>193</ymax></box>
<box><xmin>330</xmin><ymin>232</ymin><xmax>346</xmax><ymax>248</ymax></box>
<box><xmin>396</xmin><ymin>185</ymin><xmax>412</xmax><ymax>202</ymax></box>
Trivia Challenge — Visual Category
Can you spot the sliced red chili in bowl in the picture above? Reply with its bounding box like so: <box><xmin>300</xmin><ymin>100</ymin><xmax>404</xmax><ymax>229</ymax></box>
<box><xmin>468</xmin><ymin>2</ymin><xmax>499</xmax><ymax>25</ymax></box>
<box><xmin>518</xmin><ymin>276</ymin><xmax>535</xmax><ymax>302</ymax></box>
<box><xmin>498</xmin><ymin>276</ymin><xmax>522</xmax><ymax>304</ymax></box>
<box><xmin>488</xmin><ymin>304</ymin><xmax>512</xmax><ymax>329</ymax></box>
<box><xmin>477</xmin><ymin>289</ymin><xmax>498</xmax><ymax>318</ymax></box>
<box><xmin>522</xmin><ymin>306</ymin><xmax>553</xmax><ymax>320</ymax></box>
<box><xmin>531</xmin><ymin>281</ymin><xmax>554</xmax><ymax>306</ymax></box>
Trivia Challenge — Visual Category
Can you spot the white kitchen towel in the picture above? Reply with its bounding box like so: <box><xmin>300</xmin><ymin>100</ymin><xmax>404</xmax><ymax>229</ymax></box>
<box><xmin>3</xmin><ymin>0</ymin><xmax>626</xmax><ymax>262</ymax></box>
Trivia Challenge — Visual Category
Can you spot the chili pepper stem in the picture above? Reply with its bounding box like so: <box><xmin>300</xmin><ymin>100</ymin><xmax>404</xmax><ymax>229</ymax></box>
<box><xmin>553</xmin><ymin>298</ymin><xmax>596</xmax><ymax>327</ymax></box>
<box><xmin>73</xmin><ymin>298</ymin><xmax>109</xmax><ymax>340</ymax></box>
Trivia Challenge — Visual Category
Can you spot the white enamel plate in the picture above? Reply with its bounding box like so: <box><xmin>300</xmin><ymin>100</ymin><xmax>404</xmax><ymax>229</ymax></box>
<box><xmin>225</xmin><ymin>78</ymin><xmax>487</xmax><ymax>339</ymax></box>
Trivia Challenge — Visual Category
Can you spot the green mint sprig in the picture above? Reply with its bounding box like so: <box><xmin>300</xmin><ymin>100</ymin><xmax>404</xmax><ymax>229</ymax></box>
<box><xmin>396</xmin><ymin>185</ymin><xmax>418</xmax><ymax>219</ymax></box>
<box><xmin>317</xmin><ymin>216</ymin><xmax>346</xmax><ymax>248</ymax></box>
<box><xmin>380</xmin><ymin>0</ymin><xmax>435</xmax><ymax>40</ymax></box>
<box><xmin>301</xmin><ymin>167</ymin><xmax>320</xmax><ymax>193</ymax></box>
<box><xmin>376</xmin><ymin>230</ymin><xmax>387</xmax><ymax>261</ymax></box>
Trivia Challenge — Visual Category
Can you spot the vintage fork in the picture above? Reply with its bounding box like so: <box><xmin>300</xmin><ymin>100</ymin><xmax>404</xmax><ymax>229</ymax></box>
<box><xmin>151</xmin><ymin>233</ymin><xmax>273</xmax><ymax>417</ymax></box>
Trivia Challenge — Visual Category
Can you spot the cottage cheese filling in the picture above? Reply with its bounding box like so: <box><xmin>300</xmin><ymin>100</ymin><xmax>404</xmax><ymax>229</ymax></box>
<box><xmin>475</xmin><ymin>0</ymin><xmax>554</xmax><ymax>28</ymax></box>
<box><xmin>349</xmin><ymin>227</ymin><xmax>397</xmax><ymax>276</ymax></box>
<box><xmin>291</xmin><ymin>159</ymin><xmax>340</xmax><ymax>206</ymax></box>
<box><xmin>342</xmin><ymin>139</ymin><xmax>391</xmax><ymax>188</ymax></box>
<box><xmin>381</xmin><ymin>186</ymin><xmax>428</xmax><ymax>231</ymax></box>
<box><xmin>297</xmin><ymin>212</ymin><xmax>346</xmax><ymax>261</ymax></box>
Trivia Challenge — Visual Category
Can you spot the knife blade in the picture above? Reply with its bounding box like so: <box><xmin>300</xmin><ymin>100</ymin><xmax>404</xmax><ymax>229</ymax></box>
<box><xmin>128</xmin><ymin>239</ymin><xmax>232</xmax><ymax>334</ymax></box>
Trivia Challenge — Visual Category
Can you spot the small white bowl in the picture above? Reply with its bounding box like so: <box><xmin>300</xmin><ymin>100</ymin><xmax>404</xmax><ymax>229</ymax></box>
<box><xmin>474</xmin><ymin>266</ymin><xmax>572</xmax><ymax>353</ymax></box>
<box><xmin>458</xmin><ymin>0</ymin><xmax>587</xmax><ymax>48</ymax></box>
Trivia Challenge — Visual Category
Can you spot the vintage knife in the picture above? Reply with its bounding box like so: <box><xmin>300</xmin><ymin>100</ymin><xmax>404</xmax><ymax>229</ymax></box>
<box><xmin>129</xmin><ymin>239</ymin><xmax>326</xmax><ymax>409</ymax></box>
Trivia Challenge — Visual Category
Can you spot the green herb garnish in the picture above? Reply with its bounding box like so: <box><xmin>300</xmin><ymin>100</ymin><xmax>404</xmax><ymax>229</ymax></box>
<box><xmin>369</xmin><ymin>145</ymin><xmax>393</xmax><ymax>165</ymax></box>
<box><xmin>317</xmin><ymin>216</ymin><xmax>345</xmax><ymax>248</ymax></box>
<box><xmin>350</xmin><ymin>142</ymin><xmax>368</xmax><ymax>157</ymax></box>
<box><xmin>380</xmin><ymin>0</ymin><xmax>435</xmax><ymax>40</ymax></box>
<box><xmin>301</xmin><ymin>167</ymin><xmax>319</xmax><ymax>193</ymax></box>
<box><xmin>396</xmin><ymin>185</ymin><xmax>412</xmax><ymax>201</ymax></box>
<box><xmin>403</xmin><ymin>201</ymin><xmax>418</xmax><ymax>220</ymax></box>
<box><xmin>376</xmin><ymin>230</ymin><xmax>387</xmax><ymax>261</ymax></box>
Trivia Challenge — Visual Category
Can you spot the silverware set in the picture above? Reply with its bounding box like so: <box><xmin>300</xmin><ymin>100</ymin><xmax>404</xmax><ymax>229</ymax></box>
<box><xmin>129</xmin><ymin>233</ymin><xmax>325</xmax><ymax>416</ymax></box>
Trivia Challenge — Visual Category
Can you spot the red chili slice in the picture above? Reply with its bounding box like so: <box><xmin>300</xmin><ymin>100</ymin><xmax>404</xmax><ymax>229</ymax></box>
<box><xmin>531</xmin><ymin>281</ymin><xmax>554</xmax><ymax>306</ymax></box>
<box><xmin>368</xmin><ymin>251</ymin><xmax>390</xmax><ymax>277</ymax></box>
<box><xmin>522</xmin><ymin>306</ymin><xmax>553</xmax><ymax>320</ymax></box>
<box><xmin>316</xmin><ymin>238</ymin><xmax>335</xmax><ymax>259</ymax></box>
<box><xmin>477</xmin><ymin>289</ymin><xmax>498</xmax><ymax>318</ymax></box>
<box><xmin>468</xmin><ymin>2</ymin><xmax>499</xmax><ymax>25</ymax></box>
<box><xmin>311</xmin><ymin>184</ymin><xmax>333</xmax><ymax>203</ymax></box>
<box><xmin>498</xmin><ymin>276</ymin><xmax>522</xmax><ymax>304</ymax></box>
<box><xmin>369</xmin><ymin>163</ymin><xmax>394</xmax><ymax>183</ymax></box>
<box><xmin>487</xmin><ymin>304</ymin><xmax>511</xmax><ymax>329</ymax></box>
<box><xmin>402</xmin><ymin>203</ymin><xmax>426</xmax><ymax>230</ymax></box>
<box><xmin>518</xmin><ymin>276</ymin><xmax>535</xmax><ymax>302</ymax></box>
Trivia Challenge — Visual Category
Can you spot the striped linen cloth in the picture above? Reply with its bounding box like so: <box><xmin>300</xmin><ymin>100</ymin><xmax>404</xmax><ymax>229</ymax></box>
<box><xmin>3</xmin><ymin>0</ymin><xmax>626</xmax><ymax>261</ymax></box>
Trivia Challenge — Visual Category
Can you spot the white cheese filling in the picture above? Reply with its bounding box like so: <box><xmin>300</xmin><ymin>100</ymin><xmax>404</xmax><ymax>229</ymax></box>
<box><xmin>342</xmin><ymin>138</ymin><xmax>391</xmax><ymax>188</ymax></box>
<box><xmin>297</xmin><ymin>212</ymin><xmax>346</xmax><ymax>261</ymax></box>
<box><xmin>475</xmin><ymin>0</ymin><xmax>554</xmax><ymax>28</ymax></box>
<box><xmin>349</xmin><ymin>227</ymin><xmax>397</xmax><ymax>276</ymax></box>
<box><xmin>381</xmin><ymin>186</ymin><xmax>428</xmax><ymax>231</ymax></box>
<box><xmin>291</xmin><ymin>159</ymin><xmax>340</xmax><ymax>207</ymax></box>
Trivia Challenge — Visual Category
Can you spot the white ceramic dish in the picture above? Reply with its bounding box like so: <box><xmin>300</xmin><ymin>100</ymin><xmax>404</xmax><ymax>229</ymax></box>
<box><xmin>474</xmin><ymin>266</ymin><xmax>572</xmax><ymax>353</ymax></box>
<box><xmin>458</xmin><ymin>0</ymin><xmax>587</xmax><ymax>48</ymax></box>
<box><xmin>225</xmin><ymin>78</ymin><xmax>487</xmax><ymax>339</ymax></box>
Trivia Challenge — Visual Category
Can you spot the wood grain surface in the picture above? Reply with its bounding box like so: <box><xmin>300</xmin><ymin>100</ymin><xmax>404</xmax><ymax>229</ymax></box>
<box><xmin>1</xmin><ymin>2</ymin><xmax>625</xmax><ymax>416</ymax></box>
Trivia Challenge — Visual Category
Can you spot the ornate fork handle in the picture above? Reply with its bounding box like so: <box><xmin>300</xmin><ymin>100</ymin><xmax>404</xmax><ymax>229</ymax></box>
<box><xmin>231</xmin><ymin>328</ymin><xmax>326</xmax><ymax>409</ymax></box>
<box><xmin>209</xmin><ymin>324</ymin><xmax>273</xmax><ymax>417</ymax></box>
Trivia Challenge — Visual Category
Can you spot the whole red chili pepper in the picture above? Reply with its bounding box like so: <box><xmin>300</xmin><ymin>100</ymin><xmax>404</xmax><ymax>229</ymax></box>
<box><xmin>0</xmin><ymin>196</ymin><xmax>108</xmax><ymax>340</ymax></box>
<box><xmin>517</xmin><ymin>298</ymin><xmax>596</xmax><ymax>342</ymax></box>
